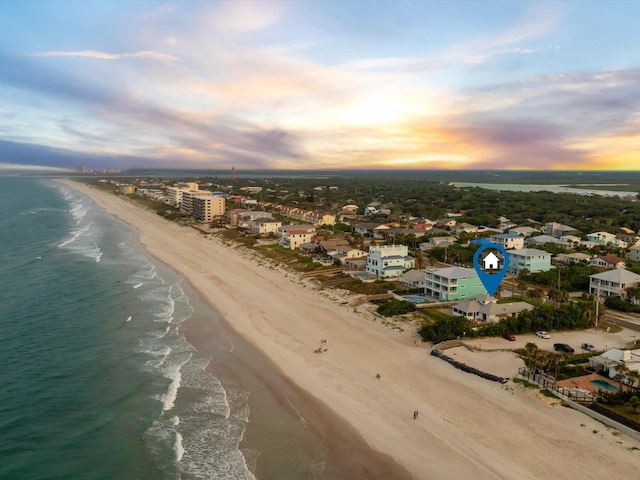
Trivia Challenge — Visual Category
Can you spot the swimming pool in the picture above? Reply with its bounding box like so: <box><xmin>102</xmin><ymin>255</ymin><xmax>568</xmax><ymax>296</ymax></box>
<box><xmin>590</xmin><ymin>379</ymin><xmax>619</xmax><ymax>392</ymax></box>
<box><xmin>403</xmin><ymin>295</ymin><xmax>427</xmax><ymax>303</ymax></box>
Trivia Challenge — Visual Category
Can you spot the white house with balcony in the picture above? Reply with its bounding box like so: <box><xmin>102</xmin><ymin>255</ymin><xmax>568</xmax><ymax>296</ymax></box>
<box><xmin>587</xmin><ymin>231</ymin><xmax>628</xmax><ymax>248</ymax></box>
<box><xmin>589</xmin><ymin>268</ymin><xmax>640</xmax><ymax>299</ymax></box>
<box><xmin>365</xmin><ymin>245</ymin><xmax>415</xmax><ymax>279</ymax></box>
<box><xmin>238</xmin><ymin>211</ymin><xmax>273</xmax><ymax>228</ymax></box>
<box><xmin>277</xmin><ymin>225</ymin><xmax>316</xmax><ymax>250</ymax></box>
<box><xmin>251</xmin><ymin>217</ymin><xmax>282</xmax><ymax>236</ymax></box>
<box><xmin>490</xmin><ymin>232</ymin><xmax>525</xmax><ymax>250</ymax></box>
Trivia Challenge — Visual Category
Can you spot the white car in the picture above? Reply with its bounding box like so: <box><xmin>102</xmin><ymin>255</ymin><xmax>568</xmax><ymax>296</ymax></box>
<box><xmin>536</xmin><ymin>331</ymin><xmax>550</xmax><ymax>339</ymax></box>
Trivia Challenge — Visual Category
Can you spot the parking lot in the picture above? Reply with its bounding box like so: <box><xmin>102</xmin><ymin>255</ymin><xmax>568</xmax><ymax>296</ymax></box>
<box><xmin>464</xmin><ymin>326</ymin><xmax>639</xmax><ymax>354</ymax></box>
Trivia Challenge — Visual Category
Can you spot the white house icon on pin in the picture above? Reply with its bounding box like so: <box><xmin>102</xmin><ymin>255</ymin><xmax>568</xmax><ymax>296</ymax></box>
<box><xmin>483</xmin><ymin>252</ymin><xmax>500</xmax><ymax>270</ymax></box>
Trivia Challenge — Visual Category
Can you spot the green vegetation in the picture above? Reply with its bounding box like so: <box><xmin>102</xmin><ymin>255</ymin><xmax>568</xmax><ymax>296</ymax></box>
<box><xmin>418</xmin><ymin>299</ymin><xmax>597</xmax><ymax>343</ymax></box>
<box><xmin>376</xmin><ymin>299</ymin><xmax>417</xmax><ymax>317</ymax></box>
<box><xmin>418</xmin><ymin>315</ymin><xmax>470</xmax><ymax>343</ymax></box>
<box><xmin>604</xmin><ymin>296</ymin><xmax>640</xmax><ymax>314</ymax></box>
<box><xmin>519</xmin><ymin>262</ymin><xmax>599</xmax><ymax>292</ymax></box>
<box><xmin>512</xmin><ymin>378</ymin><xmax>539</xmax><ymax>389</ymax></box>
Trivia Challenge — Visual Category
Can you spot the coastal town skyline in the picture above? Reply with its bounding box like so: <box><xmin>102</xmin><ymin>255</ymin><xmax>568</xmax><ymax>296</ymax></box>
<box><xmin>1</xmin><ymin>1</ymin><xmax>640</xmax><ymax>172</ymax></box>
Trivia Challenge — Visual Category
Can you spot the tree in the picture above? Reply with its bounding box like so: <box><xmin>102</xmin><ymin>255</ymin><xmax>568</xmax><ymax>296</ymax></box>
<box><xmin>627</xmin><ymin>370</ymin><xmax>640</xmax><ymax>392</ymax></box>
<box><xmin>625</xmin><ymin>395</ymin><xmax>640</xmax><ymax>414</ymax></box>
<box><xmin>614</xmin><ymin>364</ymin><xmax>630</xmax><ymax>392</ymax></box>
<box><xmin>524</xmin><ymin>342</ymin><xmax>539</xmax><ymax>372</ymax></box>
<box><xmin>516</xmin><ymin>279</ymin><xmax>527</xmax><ymax>300</ymax></box>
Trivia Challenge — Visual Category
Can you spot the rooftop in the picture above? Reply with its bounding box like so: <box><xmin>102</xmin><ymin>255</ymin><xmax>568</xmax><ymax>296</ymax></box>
<box><xmin>427</xmin><ymin>266</ymin><xmax>478</xmax><ymax>279</ymax></box>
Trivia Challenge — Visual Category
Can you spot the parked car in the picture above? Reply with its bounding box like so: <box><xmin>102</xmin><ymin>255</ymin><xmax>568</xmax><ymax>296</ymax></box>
<box><xmin>581</xmin><ymin>343</ymin><xmax>596</xmax><ymax>352</ymax></box>
<box><xmin>503</xmin><ymin>333</ymin><xmax>516</xmax><ymax>341</ymax></box>
<box><xmin>554</xmin><ymin>343</ymin><xmax>575</xmax><ymax>353</ymax></box>
<box><xmin>536</xmin><ymin>331</ymin><xmax>550</xmax><ymax>339</ymax></box>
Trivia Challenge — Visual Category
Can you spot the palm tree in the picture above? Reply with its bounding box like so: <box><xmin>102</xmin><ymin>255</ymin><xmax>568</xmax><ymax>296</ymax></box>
<box><xmin>627</xmin><ymin>370</ymin><xmax>640</xmax><ymax>391</ymax></box>
<box><xmin>516</xmin><ymin>279</ymin><xmax>527</xmax><ymax>300</ymax></box>
<box><xmin>524</xmin><ymin>342</ymin><xmax>538</xmax><ymax>374</ymax></box>
<box><xmin>614</xmin><ymin>364</ymin><xmax>630</xmax><ymax>392</ymax></box>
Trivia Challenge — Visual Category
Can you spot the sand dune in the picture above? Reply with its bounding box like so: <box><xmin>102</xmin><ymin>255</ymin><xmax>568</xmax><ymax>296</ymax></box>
<box><xmin>63</xmin><ymin>180</ymin><xmax>640</xmax><ymax>480</ymax></box>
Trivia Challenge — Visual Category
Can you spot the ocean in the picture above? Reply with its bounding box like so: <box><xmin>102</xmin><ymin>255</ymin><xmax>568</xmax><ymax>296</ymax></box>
<box><xmin>0</xmin><ymin>178</ymin><xmax>258</xmax><ymax>479</ymax></box>
<box><xmin>0</xmin><ymin>178</ymin><xmax>410</xmax><ymax>480</ymax></box>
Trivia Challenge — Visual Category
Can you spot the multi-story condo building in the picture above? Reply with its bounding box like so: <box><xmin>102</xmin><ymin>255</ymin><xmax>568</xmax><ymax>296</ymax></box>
<box><xmin>277</xmin><ymin>225</ymin><xmax>316</xmax><ymax>250</ymax></box>
<box><xmin>507</xmin><ymin>248</ymin><xmax>552</xmax><ymax>274</ymax></box>
<box><xmin>589</xmin><ymin>269</ymin><xmax>640</xmax><ymax>299</ymax></box>
<box><xmin>180</xmin><ymin>190</ymin><xmax>212</xmax><ymax>215</ymax></box>
<box><xmin>490</xmin><ymin>232</ymin><xmax>525</xmax><ymax>250</ymax></box>
<box><xmin>424</xmin><ymin>266</ymin><xmax>485</xmax><ymax>300</ymax></box>
<box><xmin>192</xmin><ymin>195</ymin><xmax>225</xmax><ymax>222</ymax></box>
<box><xmin>166</xmin><ymin>187</ymin><xmax>191</xmax><ymax>207</ymax></box>
<box><xmin>365</xmin><ymin>245</ymin><xmax>415</xmax><ymax>279</ymax></box>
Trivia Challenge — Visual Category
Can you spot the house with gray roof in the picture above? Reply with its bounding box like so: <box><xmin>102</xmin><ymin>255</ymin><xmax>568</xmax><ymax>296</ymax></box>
<box><xmin>589</xmin><ymin>268</ymin><xmax>640</xmax><ymax>299</ymax></box>
<box><xmin>451</xmin><ymin>294</ymin><xmax>534</xmax><ymax>323</ymax></box>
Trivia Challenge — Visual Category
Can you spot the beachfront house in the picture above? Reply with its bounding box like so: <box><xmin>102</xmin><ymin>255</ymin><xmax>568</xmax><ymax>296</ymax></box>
<box><xmin>589</xmin><ymin>268</ymin><xmax>640</xmax><ymax>299</ymax></box>
<box><xmin>400</xmin><ymin>269</ymin><xmax>427</xmax><ymax>289</ymax></box>
<box><xmin>451</xmin><ymin>294</ymin><xmax>534</xmax><ymax>323</ymax></box>
<box><xmin>589</xmin><ymin>349</ymin><xmax>640</xmax><ymax>384</ymax></box>
<box><xmin>507</xmin><ymin>248</ymin><xmax>552</xmax><ymax>275</ymax></box>
<box><xmin>327</xmin><ymin>246</ymin><xmax>368</xmax><ymax>266</ymax></box>
<box><xmin>251</xmin><ymin>217</ymin><xmax>282</xmax><ymax>236</ymax></box>
<box><xmin>238</xmin><ymin>211</ymin><xmax>273</xmax><ymax>228</ymax></box>
<box><xmin>277</xmin><ymin>225</ymin><xmax>316</xmax><ymax>250</ymax></box>
<box><xmin>424</xmin><ymin>266</ymin><xmax>485</xmax><ymax>301</ymax></box>
<box><xmin>490</xmin><ymin>232</ymin><xmax>525</xmax><ymax>250</ymax></box>
<box><xmin>365</xmin><ymin>245</ymin><xmax>415</xmax><ymax>279</ymax></box>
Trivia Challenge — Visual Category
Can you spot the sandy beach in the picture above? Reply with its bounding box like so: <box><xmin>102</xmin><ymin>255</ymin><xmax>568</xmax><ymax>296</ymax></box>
<box><xmin>62</xmin><ymin>180</ymin><xmax>640</xmax><ymax>480</ymax></box>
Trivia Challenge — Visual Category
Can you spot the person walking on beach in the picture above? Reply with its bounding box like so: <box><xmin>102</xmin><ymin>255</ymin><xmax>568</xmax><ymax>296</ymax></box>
<box><xmin>376</xmin><ymin>373</ymin><xmax>381</xmax><ymax>379</ymax></box>
<box><xmin>413</xmin><ymin>410</ymin><xmax>419</xmax><ymax>419</ymax></box>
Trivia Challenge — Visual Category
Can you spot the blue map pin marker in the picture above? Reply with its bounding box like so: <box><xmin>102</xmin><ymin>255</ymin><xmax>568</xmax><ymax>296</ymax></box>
<box><xmin>471</xmin><ymin>239</ymin><xmax>510</xmax><ymax>297</ymax></box>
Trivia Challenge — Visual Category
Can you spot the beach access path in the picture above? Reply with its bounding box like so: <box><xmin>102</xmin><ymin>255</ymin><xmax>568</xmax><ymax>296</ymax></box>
<box><xmin>62</xmin><ymin>180</ymin><xmax>640</xmax><ymax>480</ymax></box>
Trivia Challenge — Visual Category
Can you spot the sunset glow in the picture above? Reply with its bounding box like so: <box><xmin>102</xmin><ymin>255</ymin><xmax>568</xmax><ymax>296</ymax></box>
<box><xmin>1</xmin><ymin>1</ymin><xmax>639</xmax><ymax>171</ymax></box>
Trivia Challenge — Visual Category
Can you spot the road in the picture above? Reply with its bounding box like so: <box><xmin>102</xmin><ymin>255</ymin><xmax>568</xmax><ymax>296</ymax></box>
<box><xmin>604</xmin><ymin>311</ymin><xmax>640</xmax><ymax>333</ymax></box>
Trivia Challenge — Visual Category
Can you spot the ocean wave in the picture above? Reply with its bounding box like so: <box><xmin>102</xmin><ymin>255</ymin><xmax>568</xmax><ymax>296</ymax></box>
<box><xmin>58</xmin><ymin>223</ymin><xmax>92</xmax><ymax>248</ymax></box>
<box><xmin>173</xmin><ymin>416</ymin><xmax>185</xmax><ymax>462</ymax></box>
<box><xmin>177</xmin><ymin>416</ymin><xmax>255</xmax><ymax>480</ymax></box>
<box><xmin>160</xmin><ymin>352</ymin><xmax>193</xmax><ymax>412</ymax></box>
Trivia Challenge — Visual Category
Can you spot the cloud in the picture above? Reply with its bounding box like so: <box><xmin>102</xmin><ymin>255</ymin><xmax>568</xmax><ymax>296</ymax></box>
<box><xmin>28</xmin><ymin>50</ymin><xmax>178</xmax><ymax>62</ymax></box>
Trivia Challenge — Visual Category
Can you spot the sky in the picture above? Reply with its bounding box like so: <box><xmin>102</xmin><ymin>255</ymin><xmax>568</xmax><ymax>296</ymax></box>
<box><xmin>1</xmin><ymin>0</ymin><xmax>639</xmax><ymax>171</ymax></box>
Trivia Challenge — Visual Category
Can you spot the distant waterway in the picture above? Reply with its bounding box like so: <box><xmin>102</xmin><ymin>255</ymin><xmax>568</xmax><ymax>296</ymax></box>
<box><xmin>453</xmin><ymin>182</ymin><xmax>638</xmax><ymax>198</ymax></box>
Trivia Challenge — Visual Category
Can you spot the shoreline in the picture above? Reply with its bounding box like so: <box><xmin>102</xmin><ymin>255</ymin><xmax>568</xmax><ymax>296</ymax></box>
<box><xmin>60</xmin><ymin>179</ymin><xmax>640</xmax><ymax>480</ymax></box>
